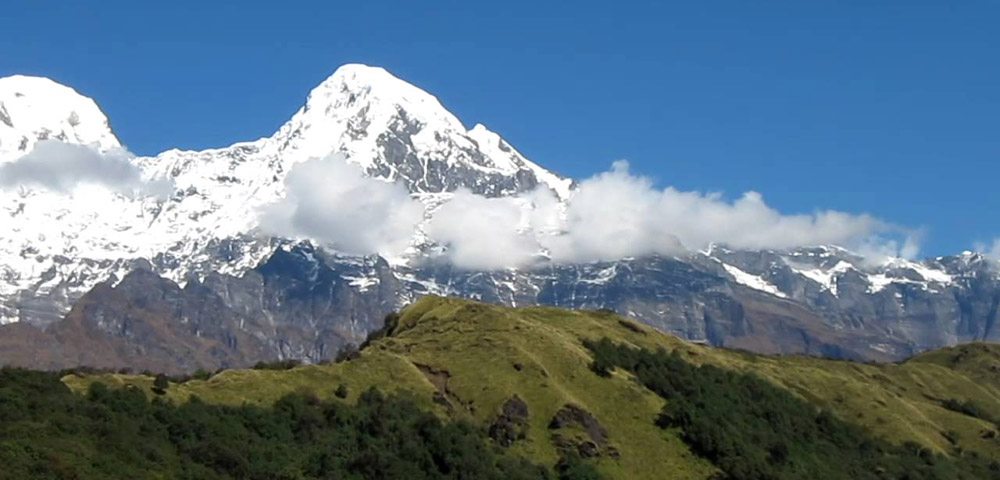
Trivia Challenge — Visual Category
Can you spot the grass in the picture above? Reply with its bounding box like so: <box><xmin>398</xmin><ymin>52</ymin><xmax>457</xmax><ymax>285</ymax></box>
<box><xmin>64</xmin><ymin>295</ymin><xmax>1000</xmax><ymax>479</ymax></box>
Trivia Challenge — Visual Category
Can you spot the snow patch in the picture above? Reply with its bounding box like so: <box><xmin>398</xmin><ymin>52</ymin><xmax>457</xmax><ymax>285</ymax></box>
<box><xmin>792</xmin><ymin>260</ymin><xmax>854</xmax><ymax>296</ymax></box>
<box><xmin>866</xmin><ymin>274</ymin><xmax>895</xmax><ymax>293</ymax></box>
<box><xmin>344</xmin><ymin>275</ymin><xmax>380</xmax><ymax>292</ymax></box>
<box><xmin>721</xmin><ymin>263</ymin><xmax>786</xmax><ymax>298</ymax></box>
<box><xmin>867</xmin><ymin>258</ymin><xmax>954</xmax><ymax>293</ymax></box>
<box><xmin>882</xmin><ymin>257</ymin><xmax>953</xmax><ymax>284</ymax></box>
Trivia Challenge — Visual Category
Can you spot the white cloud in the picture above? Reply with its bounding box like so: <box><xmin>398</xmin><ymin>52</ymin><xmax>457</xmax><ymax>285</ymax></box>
<box><xmin>853</xmin><ymin>234</ymin><xmax>923</xmax><ymax>266</ymax></box>
<box><xmin>257</xmin><ymin>156</ymin><xmax>914</xmax><ymax>270</ymax></box>
<box><xmin>975</xmin><ymin>238</ymin><xmax>1000</xmax><ymax>260</ymax></box>
<box><xmin>427</xmin><ymin>189</ymin><xmax>539</xmax><ymax>270</ymax></box>
<box><xmin>428</xmin><ymin>160</ymin><xmax>907</xmax><ymax>269</ymax></box>
<box><xmin>0</xmin><ymin>140</ymin><xmax>172</xmax><ymax>197</ymax></box>
<box><xmin>259</xmin><ymin>154</ymin><xmax>424</xmax><ymax>258</ymax></box>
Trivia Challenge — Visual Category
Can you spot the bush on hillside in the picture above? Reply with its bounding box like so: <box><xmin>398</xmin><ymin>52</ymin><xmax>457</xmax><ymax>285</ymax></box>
<box><xmin>251</xmin><ymin>359</ymin><xmax>302</xmax><ymax>371</ymax></box>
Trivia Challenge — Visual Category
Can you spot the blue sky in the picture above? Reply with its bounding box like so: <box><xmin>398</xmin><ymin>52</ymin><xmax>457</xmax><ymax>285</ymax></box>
<box><xmin>2</xmin><ymin>1</ymin><xmax>997</xmax><ymax>257</ymax></box>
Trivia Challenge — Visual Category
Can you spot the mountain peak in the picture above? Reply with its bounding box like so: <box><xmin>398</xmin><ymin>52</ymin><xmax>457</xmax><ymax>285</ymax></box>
<box><xmin>266</xmin><ymin>64</ymin><xmax>571</xmax><ymax>199</ymax></box>
<box><xmin>304</xmin><ymin>64</ymin><xmax>465</xmax><ymax>132</ymax></box>
<box><xmin>0</xmin><ymin>75</ymin><xmax>120</xmax><ymax>161</ymax></box>
<box><xmin>265</xmin><ymin>64</ymin><xmax>469</xmax><ymax>170</ymax></box>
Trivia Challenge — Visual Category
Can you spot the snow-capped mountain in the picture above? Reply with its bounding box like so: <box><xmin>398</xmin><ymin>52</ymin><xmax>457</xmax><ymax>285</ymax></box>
<box><xmin>0</xmin><ymin>64</ymin><xmax>571</xmax><ymax>326</ymax></box>
<box><xmin>0</xmin><ymin>64</ymin><xmax>998</xmax><ymax>370</ymax></box>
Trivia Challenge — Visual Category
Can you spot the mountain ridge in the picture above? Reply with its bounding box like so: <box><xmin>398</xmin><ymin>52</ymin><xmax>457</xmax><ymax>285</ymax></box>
<box><xmin>0</xmin><ymin>64</ymin><xmax>998</xmax><ymax>365</ymax></box>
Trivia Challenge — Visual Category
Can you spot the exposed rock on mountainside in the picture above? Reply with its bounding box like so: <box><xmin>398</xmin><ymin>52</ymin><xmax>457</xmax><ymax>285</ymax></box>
<box><xmin>488</xmin><ymin>395</ymin><xmax>530</xmax><ymax>447</ymax></box>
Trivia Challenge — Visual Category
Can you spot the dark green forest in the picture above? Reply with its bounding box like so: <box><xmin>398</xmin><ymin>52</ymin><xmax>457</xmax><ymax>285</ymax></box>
<box><xmin>583</xmin><ymin>338</ymin><xmax>1000</xmax><ymax>480</ymax></box>
<box><xmin>0</xmin><ymin>367</ymin><xmax>577</xmax><ymax>480</ymax></box>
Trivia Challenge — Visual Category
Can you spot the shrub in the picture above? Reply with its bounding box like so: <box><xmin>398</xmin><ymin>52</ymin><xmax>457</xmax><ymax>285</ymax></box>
<box><xmin>151</xmin><ymin>373</ymin><xmax>169</xmax><ymax>395</ymax></box>
<box><xmin>360</xmin><ymin>312</ymin><xmax>401</xmax><ymax>349</ymax></box>
<box><xmin>335</xmin><ymin>344</ymin><xmax>361</xmax><ymax>363</ymax></box>
<box><xmin>252</xmin><ymin>359</ymin><xmax>302</xmax><ymax>371</ymax></box>
<box><xmin>335</xmin><ymin>383</ymin><xmax>349</xmax><ymax>399</ymax></box>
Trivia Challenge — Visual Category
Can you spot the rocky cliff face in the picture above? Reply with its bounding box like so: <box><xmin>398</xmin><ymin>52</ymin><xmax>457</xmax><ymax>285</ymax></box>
<box><xmin>7</xmin><ymin>241</ymin><xmax>993</xmax><ymax>372</ymax></box>
<box><xmin>1</xmin><ymin>65</ymin><xmax>998</xmax><ymax>371</ymax></box>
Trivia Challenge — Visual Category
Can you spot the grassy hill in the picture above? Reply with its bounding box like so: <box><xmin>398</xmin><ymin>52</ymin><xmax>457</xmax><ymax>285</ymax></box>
<box><xmin>62</xmin><ymin>295</ymin><xmax>1000</xmax><ymax>479</ymax></box>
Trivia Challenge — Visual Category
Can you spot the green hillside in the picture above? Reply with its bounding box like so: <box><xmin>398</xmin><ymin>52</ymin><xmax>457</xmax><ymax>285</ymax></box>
<box><xmin>56</xmin><ymin>295</ymin><xmax>1000</xmax><ymax>479</ymax></box>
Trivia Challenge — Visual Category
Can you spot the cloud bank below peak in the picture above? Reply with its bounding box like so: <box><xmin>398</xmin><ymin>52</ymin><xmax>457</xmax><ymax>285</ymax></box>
<box><xmin>975</xmin><ymin>238</ymin><xmax>1000</xmax><ymax>261</ymax></box>
<box><xmin>258</xmin><ymin>154</ymin><xmax>425</xmax><ymax>258</ymax></box>
<box><xmin>0</xmin><ymin>140</ymin><xmax>173</xmax><ymax>198</ymax></box>
<box><xmin>262</xmin><ymin>156</ymin><xmax>914</xmax><ymax>270</ymax></box>
<box><xmin>430</xmin><ymin>160</ymin><xmax>910</xmax><ymax>269</ymax></box>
